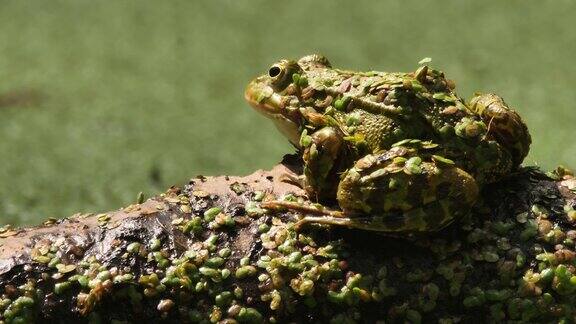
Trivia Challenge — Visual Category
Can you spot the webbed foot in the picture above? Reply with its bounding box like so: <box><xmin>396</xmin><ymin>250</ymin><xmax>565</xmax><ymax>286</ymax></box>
<box><xmin>260</xmin><ymin>200</ymin><xmax>346</xmax><ymax>231</ymax></box>
<box><xmin>294</xmin><ymin>215</ymin><xmax>354</xmax><ymax>231</ymax></box>
<box><xmin>261</xmin><ymin>200</ymin><xmax>344</xmax><ymax>217</ymax></box>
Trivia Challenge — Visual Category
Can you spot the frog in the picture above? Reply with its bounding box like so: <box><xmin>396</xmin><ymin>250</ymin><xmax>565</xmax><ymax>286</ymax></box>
<box><xmin>245</xmin><ymin>54</ymin><xmax>531</xmax><ymax>234</ymax></box>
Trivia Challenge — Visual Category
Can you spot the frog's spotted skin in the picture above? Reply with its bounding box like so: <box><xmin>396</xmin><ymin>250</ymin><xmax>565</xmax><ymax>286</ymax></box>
<box><xmin>334</xmin><ymin>146</ymin><xmax>479</xmax><ymax>232</ymax></box>
<box><xmin>245</xmin><ymin>54</ymin><xmax>531</xmax><ymax>234</ymax></box>
<box><xmin>469</xmin><ymin>93</ymin><xmax>531</xmax><ymax>167</ymax></box>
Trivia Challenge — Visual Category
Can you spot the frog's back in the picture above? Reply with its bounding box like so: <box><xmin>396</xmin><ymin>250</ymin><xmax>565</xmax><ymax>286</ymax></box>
<box><xmin>335</xmin><ymin>109</ymin><xmax>430</xmax><ymax>153</ymax></box>
<box><xmin>329</xmin><ymin>70</ymin><xmax>456</xmax><ymax>153</ymax></box>
<box><xmin>302</xmin><ymin>57</ymin><xmax>526</xmax><ymax>182</ymax></box>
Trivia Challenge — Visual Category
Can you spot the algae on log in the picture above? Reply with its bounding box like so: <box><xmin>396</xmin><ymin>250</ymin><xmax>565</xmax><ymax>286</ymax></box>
<box><xmin>1</xmin><ymin>155</ymin><xmax>576</xmax><ymax>323</ymax></box>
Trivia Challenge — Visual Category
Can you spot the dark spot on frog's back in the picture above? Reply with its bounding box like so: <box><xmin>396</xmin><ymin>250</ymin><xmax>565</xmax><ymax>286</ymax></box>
<box><xmin>422</xmin><ymin>200</ymin><xmax>447</xmax><ymax>230</ymax></box>
<box><xmin>375</xmin><ymin>89</ymin><xmax>388</xmax><ymax>103</ymax></box>
<box><xmin>435</xmin><ymin>182</ymin><xmax>452</xmax><ymax>199</ymax></box>
<box><xmin>405</xmin><ymin>175</ymin><xmax>425</xmax><ymax>203</ymax></box>
<box><xmin>381</xmin><ymin>212</ymin><xmax>406</xmax><ymax>231</ymax></box>
<box><xmin>0</xmin><ymin>88</ymin><xmax>45</xmax><ymax>109</ymax></box>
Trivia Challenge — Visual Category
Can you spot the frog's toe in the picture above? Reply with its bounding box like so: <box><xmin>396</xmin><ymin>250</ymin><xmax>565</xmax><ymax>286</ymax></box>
<box><xmin>261</xmin><ymin>200</ymin><xmax>345</xmax><ymax>217</ymax></box>
<box><xmin>278</xmin><ymin>173</ymin><xmax>305</xmax><ymax>188</ymax></box>
<box><xmin>294</xmin><ymin>216</ymin><xmax>354</xmax><ymax>231</ymax></box>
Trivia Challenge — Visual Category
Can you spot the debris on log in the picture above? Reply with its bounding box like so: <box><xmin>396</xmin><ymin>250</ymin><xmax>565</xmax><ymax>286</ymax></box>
<box><xmin>1</xmin><ymin>155</ymin><xmax>576</xmax><ymax>323</ymax></box>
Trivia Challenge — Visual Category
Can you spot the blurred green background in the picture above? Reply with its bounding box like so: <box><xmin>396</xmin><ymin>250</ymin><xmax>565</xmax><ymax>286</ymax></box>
<box><xmin>0</xmin><ymin>0</ymin><xmax>575</xmax><ymax>225</ymax></box>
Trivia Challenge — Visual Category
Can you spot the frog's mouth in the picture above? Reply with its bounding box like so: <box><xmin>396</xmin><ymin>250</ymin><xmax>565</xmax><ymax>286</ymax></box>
<box><xmin>245</xmin><ymin>79</ymin><xmax>302</xmax><ymax>147</ymax></box>
<box><xmin>244</xmin><ymin>78</ymin><xmax>286</xmax><ymax>115</ymax></box>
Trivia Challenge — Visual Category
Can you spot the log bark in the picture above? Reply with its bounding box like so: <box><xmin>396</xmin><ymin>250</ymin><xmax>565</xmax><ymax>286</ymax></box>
<box><xmin>1</xmin><ymin>155</ymin><xmax>576</xmax><ymax>323</ymax></box>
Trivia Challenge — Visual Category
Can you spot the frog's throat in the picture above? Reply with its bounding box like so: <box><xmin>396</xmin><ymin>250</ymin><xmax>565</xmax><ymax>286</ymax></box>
<box><xmin>245</xmin><ymin>80</ymin><xmax>302</xmax><ymax>147</ymax></box>
<box><xmin>268</xmin><ymin>113</ymin><xmax>302</xmax><ymax>148</ymax></box>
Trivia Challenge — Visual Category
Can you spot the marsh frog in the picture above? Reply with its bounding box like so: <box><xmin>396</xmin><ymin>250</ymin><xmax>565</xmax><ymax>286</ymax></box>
<box><xmin>245</xmin><ymin>54</ymin><xmax>531</xmax><ymax>233</ymax></box>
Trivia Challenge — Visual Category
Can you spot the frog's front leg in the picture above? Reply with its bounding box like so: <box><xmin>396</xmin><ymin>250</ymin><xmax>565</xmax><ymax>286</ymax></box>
<box><xmin>301</xmin><ymin>126</ymin><xmax>345</xmax><ymax>201</ymax></box>
<box><xmin>299</xmin><ymin>148</ymin><xmax>480</xmax><ymax>233</ymax></box>
<box><xmin>262</xmin><ymin>127</ymin><xmax>345</xmax><ymax>218</ymax></box>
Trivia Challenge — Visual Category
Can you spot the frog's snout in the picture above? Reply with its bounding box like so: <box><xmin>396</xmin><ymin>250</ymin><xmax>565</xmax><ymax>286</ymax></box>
<box><xmin>244</xmin><ymin>78</ymin><xmax>284</xmax><ymax>116</ymax></box>
<box><xmin>244</xmin><ymin>80</ymin><xmax>260</xmax><ymax>109</ymax></box>
<box><xmin>245</xmin><ymin>77</ymin><xmax>302</xmax><ymax>147</ymax></box>
<box><xmin>244</xmin><ymin>80</ymin><xmax>268</xmax><ymax>112</ymax></box>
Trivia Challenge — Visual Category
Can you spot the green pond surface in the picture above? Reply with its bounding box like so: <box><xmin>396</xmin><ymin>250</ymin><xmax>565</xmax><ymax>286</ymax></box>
<box><xmin>0</xmin><ymin>0</ymin><xmax>574</xmax><ymax>225</ymax></box>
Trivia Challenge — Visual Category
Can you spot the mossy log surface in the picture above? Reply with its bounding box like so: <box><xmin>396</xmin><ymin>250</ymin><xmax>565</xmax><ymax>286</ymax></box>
<box><xmin>1</xmin><ymin>155</ymin><xmax>576</xmax><ymax>323</ymax></box>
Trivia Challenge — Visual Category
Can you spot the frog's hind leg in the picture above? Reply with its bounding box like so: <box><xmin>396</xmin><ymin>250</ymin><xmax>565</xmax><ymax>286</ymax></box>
<box><xmin>293</xmin><ymin>213</ymin><xmax>404</xmax><ymax>232</ymax></box>
<box><xmin>260</xmin><ymin>200</ymin><xmax>349</xmax><ymax>231</ymax></box>
<box><xmin>261</xmin><ymin>200</ymin><xmax>417</xmax><ymax>232</ymax></box>
<box><xmin>291</xmin><ymin>206</ymin><xmax>449</xmax><ymax>233</ymax></box>
<box><xmin>334</xmin><ymin>149</ymin><xmax>480</xmax><ymax>233</ymax></box>
<box><xmin>294</xmin><ymin>215</ymin><xmax>354</xmax><ymax>230</ymax></box>
<box><xmin>260</xmin><ymin>200</ymin><xmax>345</xmax><ymax>218</ymax></box>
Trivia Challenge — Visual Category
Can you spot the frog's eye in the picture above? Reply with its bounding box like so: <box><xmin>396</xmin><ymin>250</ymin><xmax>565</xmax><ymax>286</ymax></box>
<box><xmin>268</xmin><ymin>66</ymin><xmax>282</xmax><ymax>78</ymax></box>
<box><xmin>268</xmin><ymin>64</ymin><xmax>288</xmax><ymax>88</ymax></box>
<box><xmin>268</xmin><ymin>60</ymin><xmax>300</xmax><ymax>90</ymax></box>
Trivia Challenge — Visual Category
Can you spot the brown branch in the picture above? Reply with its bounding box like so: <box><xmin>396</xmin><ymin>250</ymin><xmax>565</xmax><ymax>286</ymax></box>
<box><xmin>1</xmin><ymin>155</ymin><xmax>576</xmax><ymax>323</ymax></box>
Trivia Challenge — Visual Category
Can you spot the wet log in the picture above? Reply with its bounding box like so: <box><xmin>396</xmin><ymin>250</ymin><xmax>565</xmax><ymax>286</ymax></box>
<box><xmin>1</xmin><ymin>155</ymin><xmax>576</xmax><ymax>323</ymax></box>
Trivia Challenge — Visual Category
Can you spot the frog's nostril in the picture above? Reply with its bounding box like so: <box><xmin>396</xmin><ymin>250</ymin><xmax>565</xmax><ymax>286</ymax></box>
<box><xmin>268</xmin><ymin>66</ymin><xmax>281</xmax><ymax>78</ymax></box>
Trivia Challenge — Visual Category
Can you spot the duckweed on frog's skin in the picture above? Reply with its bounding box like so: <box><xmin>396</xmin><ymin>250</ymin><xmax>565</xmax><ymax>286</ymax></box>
<box><xmin>245</xmin><ymin>54</ymin><xmax>531</xmax><ymax>233</ymax></box>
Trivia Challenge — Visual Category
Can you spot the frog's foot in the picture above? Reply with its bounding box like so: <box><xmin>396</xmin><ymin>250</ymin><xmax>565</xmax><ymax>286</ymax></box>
<box><xmin>260</xmin><ymin>200</ymin><xmax>435</xmax><ymax>234</ymax></box>
<box><xmin>469</xmin><ymin>93</ymin><xmax>531</xmax><ymax>167</ymax></box>
<box><xmin>260</xmin><ymin>200</ymin><xmax>345</xmax><ymax>218</ymax></box>
<box><xmin>261</xmin><ymin>200</ymin><xmax>349</xmax><ymax>231</ymax></box>
<box><xmin>294</xmin><ymin>215</ymin><xmax>353</xmax><ymax>231</ymax></box>
<box><xmin>294</xmin><ymin>214</ymin><xmax>414</xmax><ymax>232</ymax></box>
<box><xmin>278</xmin><ymin>173</ymin><xmax>305</xmax><ymax>188</ymax></box>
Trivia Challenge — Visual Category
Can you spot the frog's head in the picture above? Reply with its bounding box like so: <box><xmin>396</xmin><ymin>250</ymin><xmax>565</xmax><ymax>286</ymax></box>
<box><xmin>245</xmin><ymin>54</ymin><xmax>332</xmax><ymax>147</ymax></box>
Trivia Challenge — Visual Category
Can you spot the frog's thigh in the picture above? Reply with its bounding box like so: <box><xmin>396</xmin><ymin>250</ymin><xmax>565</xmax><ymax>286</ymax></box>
<box><xmin>336</xmin><ymin>153</ymin><xmax>480</xmax><ymax>232</ymax></box>
<box><xmin>302</xmin><ymin>127</ymin><xmax>343</xmax><ymax>198</ymax></box>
